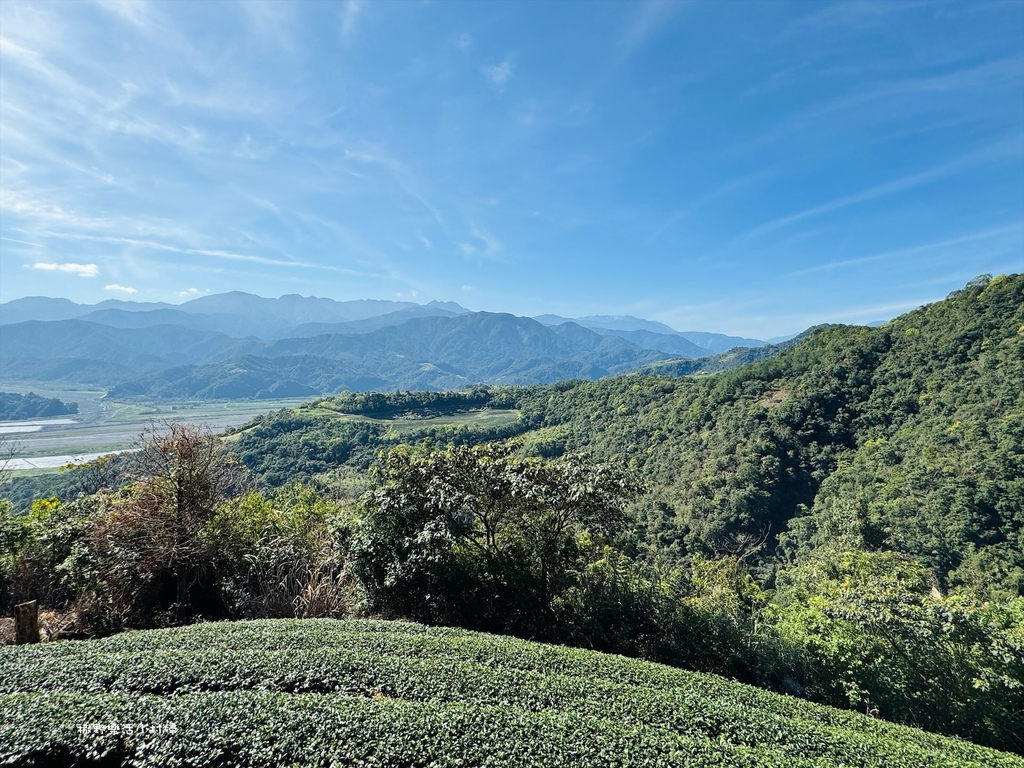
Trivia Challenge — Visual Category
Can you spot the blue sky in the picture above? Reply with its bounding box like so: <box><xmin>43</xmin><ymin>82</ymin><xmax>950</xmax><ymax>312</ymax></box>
<box><xmin>0</xmin><ymin>0</ymin><xmax>1021</xmax><ymax>338</ymax></box>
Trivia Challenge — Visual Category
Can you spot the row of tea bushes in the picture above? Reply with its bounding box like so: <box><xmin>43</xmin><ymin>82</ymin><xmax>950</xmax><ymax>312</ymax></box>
<box><xmin>2</xmin><ymin>619</ymin><xmax>1019</xmax><ymax>767</ymax></box>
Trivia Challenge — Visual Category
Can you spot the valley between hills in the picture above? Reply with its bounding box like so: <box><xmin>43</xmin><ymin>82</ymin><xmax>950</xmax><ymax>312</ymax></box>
<box><xmin>0</xmin><ymin>291</ymin><xmax>783</xmax><ymax>400</ymax></box>
<box><xmin>1</xmin><ymin>274</ymin><xmax>1022</xmax><ymax>764</ymax></box>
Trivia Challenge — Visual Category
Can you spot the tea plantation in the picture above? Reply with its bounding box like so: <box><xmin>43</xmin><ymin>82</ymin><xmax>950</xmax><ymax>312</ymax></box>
<box><xmin>1</xmin><ymin>619</ymin><xmax>1020</xmax><ymax>767</ymax></box>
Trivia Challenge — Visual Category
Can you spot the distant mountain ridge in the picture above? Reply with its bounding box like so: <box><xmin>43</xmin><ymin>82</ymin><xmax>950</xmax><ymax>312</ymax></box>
<box><xmin>0</xmin><ymin>292</ymin><xmax>781</xmax><ymax>399</ymax></box>
<box><xmin>0</xmin><ymin>312</ymin><xmax>670</xmax><ymax>398</ymax></box>
<box><xmin>118</xmin><ymin>311</ymin><xmax>667</xmax><ymax>398</ymax></box>
<box><xmin>2</xmin><ymin>293</ymin><xmax>769</xmax><ymax>351</ymax></box>
<box><xmin>0</xmin><ymin>292</ymin><xmax>469</xmax><ymax>335</ymax></box>
<box><xmin>533</xmin><ymin>313</ymin><xmax>766</xmax><ymax>354</ymax></box>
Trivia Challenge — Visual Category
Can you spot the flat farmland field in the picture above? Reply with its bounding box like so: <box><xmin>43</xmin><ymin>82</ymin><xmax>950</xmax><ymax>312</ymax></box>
<box><xmin>279</xmin><ymin>406</ymin><xmax>523</xmax><ymax>436</ymax></box>
<box><xmin>1</xmin><ymin>384</ymin><xmax>309</xmax><ymax>471</ymax></box>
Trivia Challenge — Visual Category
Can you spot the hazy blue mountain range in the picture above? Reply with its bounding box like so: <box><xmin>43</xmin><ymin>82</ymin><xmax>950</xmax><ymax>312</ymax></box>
<box><xmin>0</xmin><ymin>292</ymin><xmax>779</xmax><ymax>399</ymax></box>
<box><xmin>0</xmin><ymin>292</ymin><xmax>467</xmax><ymax>336</ymax></box>
<box><xmin>74</xmin><ymin>308</ymin><xmax>261</xmax><ymax>337</ymax></box>
<box><xmin>3</xmin><ymin>294</ymin><xmax>767</xmax><ymax>351</ymax></box>
<box><xmin>0</xmin><ymin>296</ymin><xmax>178</xmax><ymax>325</ymax></box>
<box><xmin>270</xmin><ymin>306</ymin><xmax>467</xmax><ymax>339</ymax></box>
<box><xmin>0</xmin><ymin>312</ymin><xmax>670</xmax><ymax>398</ymax></box>
<box><xmin>631</xmin><ymin>331</ymin><xmax>817</xmax><ymax>377</ymax></box>
<box><xmin>533</xmin><ymin>313</ymin><xmax>765</xmax><ymax>354</ymax></box>
<box><xmin>110</xmin><ymin>313</ymin><xmax>671</xmax><ymax>398</ymax></box>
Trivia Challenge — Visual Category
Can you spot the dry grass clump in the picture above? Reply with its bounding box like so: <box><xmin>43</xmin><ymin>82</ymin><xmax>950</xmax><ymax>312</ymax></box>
<box><xmin>0</xmin><ymin>609</ymin><xmax>83</xmax><ymax>646</ymax></box>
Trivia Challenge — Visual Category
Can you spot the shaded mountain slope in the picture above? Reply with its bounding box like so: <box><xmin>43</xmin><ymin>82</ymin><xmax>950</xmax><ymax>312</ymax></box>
<box><xmin>85</xmin><ymin>313</ymin><xmax>669</xmax><ymax>398</ymax></box>
<box><xmin>510</xmin><ymin>274</ymin><xmax>1024</xmax><ymax>595</ymax></box>
<box><xmin>0</xmin><ymin>320</ymin><xmax>255</xmax><ymax>381</ymax></box>
<box><xmin>227</xmin><ymin>275</ymin><xmax>1023</xmax><ymax>599</ymax></box>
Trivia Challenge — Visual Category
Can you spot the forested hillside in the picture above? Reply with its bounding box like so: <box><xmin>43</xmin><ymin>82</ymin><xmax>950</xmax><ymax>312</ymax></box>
<box><xmin>0</xmin><ymin>392</ymin><xmax>78</xmax><ymax>421</ymax></box>
<box><xmin>2</xmin><ymin>275</ymin><xmax>1021</xmax><ymax>754</ymax></box>
<box><xmin>217</xmin><ymin>274</ymin><xmax>1023</xmax><ymax>596</ymax></box>
<box><xmin>511</xmin><ymin>274</ymin><xmax>1023</xmax><ymax>598</ymax></box>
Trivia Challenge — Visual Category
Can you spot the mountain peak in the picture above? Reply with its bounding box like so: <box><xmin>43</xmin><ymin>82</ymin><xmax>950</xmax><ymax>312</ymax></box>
<box><xmin>575</xmin><ymin>315</ymin><xmax>680</xmax><ymax>335</ymax></box>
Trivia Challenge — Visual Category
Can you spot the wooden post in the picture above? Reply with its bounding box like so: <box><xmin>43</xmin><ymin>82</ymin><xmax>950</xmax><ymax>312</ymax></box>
<box><xmin>15</xmin><ymin>601</ymin><xmax>39</xmax><ymax>645</ymax></box>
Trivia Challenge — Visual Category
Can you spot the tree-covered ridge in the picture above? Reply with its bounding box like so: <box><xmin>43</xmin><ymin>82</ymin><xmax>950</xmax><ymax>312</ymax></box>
<box><xmin>455</xmin><ymin>275</ymin><xmax>1020</xmax><ymax>593</ymax></box>
<box><xmin>630</xmin><ymin>329</ymin><xmax>810</xmax><ymax>377</ymax></box>
<box><xmin>3</xmin><ymin>275</ymin><xmax>1022</xmax><ymax>753</ymax></box>
<box><xmin>205</xmin><ymin>274</ymin><xmax>1023</xmax><ymax>594</ymax></box>
<box><xmin>0</xmin><ymin>392</ymin><xmax>78</xmax><ymax>421</ymax></box>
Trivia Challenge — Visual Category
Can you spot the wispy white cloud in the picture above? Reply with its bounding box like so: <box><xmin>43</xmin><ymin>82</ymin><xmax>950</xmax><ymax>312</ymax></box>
<box><xmin>93</xmin><ymin>0</ymin><xmax>153</xmax><ymax>29</ymax></box>
<box><xmin>741</xmin><ymin>138</ymin><xmax>1023</xmax><ymax>240</ymax></box>
<box><xmin>456</xmin><ymin>221</ymin><xmax>502</xmax><ymax>259</ymax></box>
<box><xmin>33</xmin><ymin>230</ymin><xmax>329</xmax><ymax>270</ymax></box>
<box><xmin>0</xmin><ymin>114</ymin><xmax>126</xmax><ymax>188</ymax></box>
<box><xmin>0</xmin><ymin>34</ymin><xmax>107</xmax><ymax>120</ymax></box>
<box><xmin>796</xmin><ymin>0</ymin><xmax>933</xmax><ymax>31</ymax></box>
<box><xmin>801</xmin><ymin>297</ymin><xmax>939</xmax><ymax>325</ymax></box>
<box><xmin>161</xmin><ymin>78</ymin><xmax>274</xmax><ymax>118</ymax></box>
<box><xmin>341</xmin><ymin>0</ymin><xmax>362</xmax><ymax>41</ymax></box>
<box><xmin>791</xmin><ymin>224</ymin><xmax>1024</xmax><ymax>276</ymax></box>
<box><xmin>802</xmin><ymin>58</ymin><xmax>1024</xmax><ymax>122</ymax></box>
<box><xmin>344</xmin><ymin>146</ymin><xmax>448</xmax><ymax>229</ymax></box>
<box><xmin>655</xmin><ymin>295</ymin><xmax>939</xmax><ymax>339</ymax></box>
<box><xmin>233</xmin><ymin>133</ymin><xmax>275</xmax><ymax>160</ymax></box>
<box><xmin>0</xmin><ymin>236</ymin><xmax>44</xmax><ymax>248</ymax></box>
<box><xmin>650</xmin><ymin>169</ymin><xmax>774</xmax><ymax>242</ymax></box>
<box><xmin>0</xmin><ymin>26</ymin><xmax>212</xmax><ymax>161</ymax></box>
<box><xmin>742</xmin><ymin>58</ymin><xmax>1024</xmax><ymax>154</ymax></box>
<box><xmin>103</xmin><ymin>283</ymin><xmax>137</xmax><ymax>294</ymax></box>
<box><xmin>239</xmin><ymin>0</ymin><xmax>297</xmax><ymax>52</ymax></box>
<box><xmin>342</xmin><ymin>148</ymin><xmax>377</xmax><ymax>164</ymax></box>
<box><xmin>514</xmin><ymin>107</ymin><xmax>537</xmax><ymax>127</ymax></box>
<box><xmin>90</xmin><ymin>0</ymin><xmax>208</xmax><ymax>77</ymax></box>
<box><xmin>1</xmin><ymin>190</ymin><xmax>156</xmax><ymax>236</ymax></box>
<box><xmin>0</xmin><ymin>0</ymin><xmax>1015</xmax><ymax>321</ymax></box>
<box><xmin>30</xmin><ymin>262</ymin><xmax>99</xmax><ymax>277</ymax></box>
<box><xmin>469</xmin><ymin>222</ymin><xmax>502</xmax><ymax>257</ymax></box>
<box><xmin>620</xmin><ymin>0</ymin><xmax>681</xmax><ymax>54</ymax></box>
<box><xmin>482</xmin><ymin>56</ymin><xmax>515</xmax><ymax>89</ymax></box>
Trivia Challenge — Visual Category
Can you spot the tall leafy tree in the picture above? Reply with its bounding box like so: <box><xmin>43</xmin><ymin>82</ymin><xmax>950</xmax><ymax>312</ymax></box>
<box><xmin>356</xmin><ymin>444</ymin><xmax>638</xmax><ymax>635</ymax></box>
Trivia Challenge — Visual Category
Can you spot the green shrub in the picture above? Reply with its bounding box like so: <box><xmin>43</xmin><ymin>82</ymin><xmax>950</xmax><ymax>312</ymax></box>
<box><xmin>2</xmin><ymin>619</ymin><xmax>1018</xmax><ymax>767</ymax></box>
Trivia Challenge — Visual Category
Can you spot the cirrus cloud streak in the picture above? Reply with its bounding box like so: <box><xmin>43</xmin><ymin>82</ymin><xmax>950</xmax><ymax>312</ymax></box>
<box><xmin>29</xmin><ymin>262</ymin><xmax>99</xmax><ymax>277</ymax></box>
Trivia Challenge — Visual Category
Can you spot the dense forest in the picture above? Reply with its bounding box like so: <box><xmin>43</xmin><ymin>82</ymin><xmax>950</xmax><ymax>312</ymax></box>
<box><xmin>1</xmin><ymin>274</ymin><xmax>1022</xmax><ymax>754</ymax></box>
<box><xmin>0</xmin><ymin>392</ymin><xmax>78</xmax><ymax>421</ymax></box>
